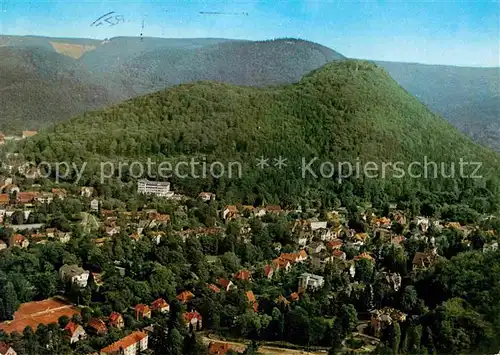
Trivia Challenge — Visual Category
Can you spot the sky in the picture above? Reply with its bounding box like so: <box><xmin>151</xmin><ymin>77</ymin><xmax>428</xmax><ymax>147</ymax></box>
<box><xmin>0</xmin><ymin>0</ymin><xmax>499</xmax><ymax>67</ymax></box>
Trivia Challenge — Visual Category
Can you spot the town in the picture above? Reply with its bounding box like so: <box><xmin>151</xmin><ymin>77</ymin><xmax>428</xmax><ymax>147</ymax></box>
<box><xmin>0</xmin><ymin>159</ymin><xmax>496</xmax><ymax>355</ymax></box>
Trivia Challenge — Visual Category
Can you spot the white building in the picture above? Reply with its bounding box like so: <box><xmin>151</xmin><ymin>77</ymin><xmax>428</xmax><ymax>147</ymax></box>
<box><xmin>137</xmin><ymin>179</ymin><xmax>174</xmax><ymax>198</ymax></box>
<box><xmin>298</xmin><ymin>272</ymin><xmax>325</xmax><ymax>290</ymax></box>
<box><xmin>59</xmin><ymin>264</ymin><xmax>90</xmax><ymax>288</ymax></box>
<box><xmin>90</xmin><ymin>199</ymin><xmax>99</xmax><ymax>212</ymax></box>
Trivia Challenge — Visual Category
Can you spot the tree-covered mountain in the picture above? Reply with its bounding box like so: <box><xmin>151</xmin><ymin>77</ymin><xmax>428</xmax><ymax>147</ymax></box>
<box><xmin>20</xmin><ymin>61</ymin><xmax>500</xmax><ymax>209</ymax></box>
<box><xmin>0</xmin><ymin>35</ymin><xmax>344</xmax><ymax>133</ymax></box>
<box><xmin>377</xmin><ymin>61</ymin><xmax>500</xmax><ymax>152</ymax></box>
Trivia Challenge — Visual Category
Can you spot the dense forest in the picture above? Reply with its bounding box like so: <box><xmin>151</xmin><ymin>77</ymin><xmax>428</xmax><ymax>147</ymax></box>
<box><xmin>18</xmin><ymin>60</ymin><xmax>500</xmax><ymax>211</ymax></box>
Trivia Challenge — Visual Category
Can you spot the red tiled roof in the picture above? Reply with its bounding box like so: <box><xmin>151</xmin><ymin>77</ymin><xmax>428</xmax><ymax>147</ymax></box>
<box><xmin>151</xmin><ymin>298</ymin><xmax>169</xmax><ymax>310</ymax></box>
<box><xmin>0</xmin><ymin>194</ymin><xmax>9</xmax><ymax>204</ymax></box>
<box><xmin>108</xmin><ymin>312</ymin><xmax>122</xmax><ymax>325</ymax></box>
<box><xmin>208</xmin><ymin>284</ymin><xmax>221</xmax><ymax>293</ymax></box>
<box><xmin>264</xmin><ymin>265</ymin><xmax>273</xmax><ymax>277</ymax></box>
<box><xmin>176</xmin><ymin>291</ymin><xmax>194</xmax><ymax>302</ymax></box>
<box><xmin>234</xmin><ymin>270</ymin><xmax>251</xmax><ymax>281</ymax></box>
<box><xmin>88</xmin><ymin>318</ymin><xmax>107</xmax><ymax>334</ymax></box>
<box><xmin>0</xmin><ymin>342</ymin><xmax>13</xmax><ymax>354</ymax></box>
<box><xmin>135</xmin><ymin>304</ymin><xmax>150</xmax><ymax>314</ymax></box>
<box><xmin>64</xmin><ymin>321</ymin><xmax>80</xmax><ymax>336</ymax></box>
<box><xmin>100</xmin><ymin>331</ymin><xmax>147</xmax><ymax>354</ymax></box>
<box><xmin>218</xmin><ymin>278</ymin><xmax>231</xmax><ymax>289</ymax></box>
<box><xmin>184</xmin><ymin>311</ymin><xmax>202</xmax><ymax>323</ymax></box>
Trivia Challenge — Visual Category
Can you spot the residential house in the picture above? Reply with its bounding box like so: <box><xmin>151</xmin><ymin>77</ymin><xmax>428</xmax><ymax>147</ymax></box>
<box><xmin>222</xmin><ymin>205</ymin><xmax>238</xmax><ymax>220</ymax></box>
<box><xmin>310</xmin><ymin>221</ymin><xmax>327</xmax><ymax>231</ymax></box>
<box><xmin>484</xmin><ymin>242</ymin><xmax>499</xmax><ymax>253</ymax></box>
<box><xmin>90</xmin><ymin>199</ymin><xmax>99</xmax><ymax>212</ymax></box>
<box><xmin>298</xmin><ymin>273</ymin><xmax>325</xmax><ymax>290</ymax></box>
<box><xmin>88</xmin><ymin>318</ymin><xmax>107</xmax><ymax>335</ymax></box>
<box><xmin>246</xmin><ymin>291</ymin><xmax>258</xmax><ymax>312</ymax></box>
<box><xmin>108</xmin><ymin>312</ymin><xmax>124</xmax><ymax>329</ymax></box>
<box><xmin>332</xmin><ymin>250</ymin><xmax>346</xmax><ymax>260</ymax></box>
<box><xmin>370</xmin><ymin>308</ymin><xmax>406</xmax><ymax>337</ymax></box>
<box><xmin>234</xmin><ymin>270</ymin><xmax>251</xmax><ymax>281</ymax></box>
<box><xmin>10</xmin><ymin>234</ymin><xmax>29</xmax><ymax>249</ymax></box>
<box><xmin>177</xmin><ymin>291</ymin><xmax>194</xmax><ymax>304</ymax></box>
<box><xmin>59</xmin><ymin>264</ymin><xmax>90</xmax><ymax>287</ymax></box>
<box><xmin>272</xmin><ymin>258</ymin><xmax>292</xmax><ymax>273</ymax></box>
<box><xmin>373</xmin><ymin>217</ymin><xmax>391</xmax><ymax>228</ymax></box>
<box><xmin>0</xmin><ymin>241</ymin><xmax>7</xmax><ymax>251</ymax></box>
<box><xmin>35</xmin><ymin>192</ymin><xmax>54</xmax><ymax>204</ymax></box>
<box><xmin>135</xmin><ymin>304</ymin><xmax>151</xmax><ymax>320</ymax></box>
<box><xmin>52</xmin><ymin>188</ymin><xmax>67</xmax><ymax>200</ymax></box>
<box><xmin>151</xmin><ymin>298</ymin><xmax>169</xmax><ymax>313</ymax></box>
<box><xmin>198</xmin><ymin>192</ymin><xmax>216</xmax><ymax>201</ymax></box>
<box><xmin>416</xmin><ymin>217</ymin><xmax>430</xmax><ymax>233</ymax></box>
<box><xmin>263</xmin><ymin>265</ymin><xmax>274</xmax><ymax>279</ymax></box>
<box><xmin>265</xmin><ymin>205</ymin><xmax>282</xmax><ymax>214</ymax></box>
<box><xmin>105</xmin><ymin>226</ymin><xmax>121</xmax><ymax>236</ymax></box>
<box><xmin>22</xmin><ymin>131</ymin><xmax>37</xmax><ymax>139</ymax></box>
<box><xmin>207</xmin><ymin>284</ymin><xmax>221</xmax><ymax>293</ymax></box>
<box><xmin>327</xmin><ymin>239</ymin><xmax>343</xmax><ymax>250</ymax></box>
<box><xmin>184</xmin><ymin>311</ymin><xmax>202</xmax><ymax>331</ymax></box>
<box><xmin>412</xmin><ymin>249</ymin><xmax>439</xmax><ymax>270</ymax></box>
<box><xmin>80</xmin><ymin>187</ymin><xmax>94</xmax><ymax>198</ymax></box>
<box><xmin>218</xmin><ymin>279</ymin><xmax>236</xmax><ymax>292</ymax></box>
<box><xmin>0</xmin><ymin>342</ymin><xmax>16</xmax><ymax>355</ymax></box>
<box><xmin>65</xmin><ymin>322</ymin><xmax>86</xmax><ymax>344</ymax></box>
<box><xmin>100</xmin><ymin>331</ymin><xmax>148</xmax><ymax>355</ymax></box>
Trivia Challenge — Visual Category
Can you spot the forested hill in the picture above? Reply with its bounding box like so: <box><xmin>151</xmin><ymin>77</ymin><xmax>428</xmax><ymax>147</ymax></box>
<box><xmin>20</xmin><ymin>61</ymin><xmax>500</xmax><ymax>209</ymax></box>
<box><xmin>377</xmin><ymin>61</ymin><xmax>500</xmax><ymax>152</ymax></box>
<box><xmin>0</xmin><ymin>36</ymin><xmax>344</xmax><ymax>133</ymax></box>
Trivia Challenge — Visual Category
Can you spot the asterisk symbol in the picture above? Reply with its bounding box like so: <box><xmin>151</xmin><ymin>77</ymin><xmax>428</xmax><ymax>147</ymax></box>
<box><xmin>256</xmin><ymin>156</ymin><xmax>269</xmax><ymax>169</ymax></box>
<box><xmin>274</xmin><ymin>156</ymin><xmax>288</xmax><ymax>169</ymax></box>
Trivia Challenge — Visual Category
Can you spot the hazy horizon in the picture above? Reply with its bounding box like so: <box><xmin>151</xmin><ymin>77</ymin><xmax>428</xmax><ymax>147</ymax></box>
<box><xmin>1</xmin><ymin>0</ymin><xmax>498</xmax><ymax>67</ymax></box>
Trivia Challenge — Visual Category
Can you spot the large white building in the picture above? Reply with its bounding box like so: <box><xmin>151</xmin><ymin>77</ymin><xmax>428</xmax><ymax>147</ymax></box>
<box><xmin>298</xmin><ymin>272</ymin><xmax>325</xmax><ymax>290</ymax></box>
<box><xmin>137</xmin><ymin>179</ymin><xmax>174</xmax><ymax>198</ymax></box>
<box><xmin>59</xmin><ymin>264</ymin><xmax>90</xmax><ymax>288</ymax></box>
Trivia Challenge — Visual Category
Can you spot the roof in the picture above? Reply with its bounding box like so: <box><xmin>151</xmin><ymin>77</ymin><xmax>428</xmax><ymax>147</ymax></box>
<box><xmin>184</xmin><ymin>311</ymin><xmax>202</xmax><ymax>323</ymax></box>
<box><xmin>264</xmin><ymin>265</ymin><xmax>273</xmax><ymax>277</ymax></box>
<box><xmin>135</xmin><ymin>304</ymin><xmax>150</xmax><ymax>314</ymax></box>
<box><xmin>218</xmin><ymin>278</ymin><xmax>232</xmax><ymax>289</ymax></box>
<box><xmin>332</xmin><ymin>250</ymin><xmax>346</xmax><ymax>258</ymax></box>
<box><xmin>0</xmin><ymin>342</ymin><xmax>12</xmax><ymax>354</ymax></box>
<box><xmin>0</xmin><ymin>194</ymin><xmax>9</xmax><ymax>204</ymax></box>
<box><xmin>234</xmin><ymin>270</ymin><xmax>251</xmax><ymax>280</ymax></box>
<box><xmin>88</xmin><ymin>318</ymin><xmax>107</xmax><ymax>333</ymax></box>
<box><xmin>64</xmin><ymin>321</ymin><xmax>81</xmax><ymax>336</ymax></box>
<box><xmin>177</xmin><ymin>290</ymin><xmax>194</xmax><ymax>302</ymax></box>
<box><xmin>354</xmin><ymin>252</ymin><xmax>374</xmax><ymax>262</ymax></box>
<box><xmin>246</xmin><ymin>291</ymin><xmax>256</xmax><ymax>303</ymax></box>
<box><xmin>208</xmin><ymin>284</ymin><xmax>221</xmax><ymax>293</ymax></box>
<box><xmin>151</xmin><ymin>298</ymin><xmax>169</xmax><ymax>309</ymax></box>
<box><xmin>108</xmin><ymin>312</ymin><xmax>122</xmax><ymax>324</ymax></box>
<box><xmin>100</xmin><ymin>331</ymin><xmax>147</xmax><ymax>353</ymax></box>
<box><xmin>208</xmin><ymin>341</ymin><xmax>245</xmax><ymax>355</ymax></box>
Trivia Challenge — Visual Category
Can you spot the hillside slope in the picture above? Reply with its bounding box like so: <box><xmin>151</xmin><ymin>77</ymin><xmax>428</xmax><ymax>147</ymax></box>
<box><xmin>377</xmin><ymin>61</ymin><xmax>500</xmax><ymax>152</ymax></box>
<box><xmin>21</xmin><ymin>61</ymin><xmax>500</xmax><ymax>207</ymax></box>
<box><xmin>0</xmin><ymin>47</ymin><xmax>122</xmax><ymax>133</ymax></box>
<box><xmin>0</xmin><ymin>36</ymin><xmax>343</xmax><ymax>133</ymax></box>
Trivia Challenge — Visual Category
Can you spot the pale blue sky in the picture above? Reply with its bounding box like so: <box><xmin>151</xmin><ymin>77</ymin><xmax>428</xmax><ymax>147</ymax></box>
<box><xmin>1</xmin><ymin>0</ymin><xmax>499</xmax><ymax>66</ymax></box>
